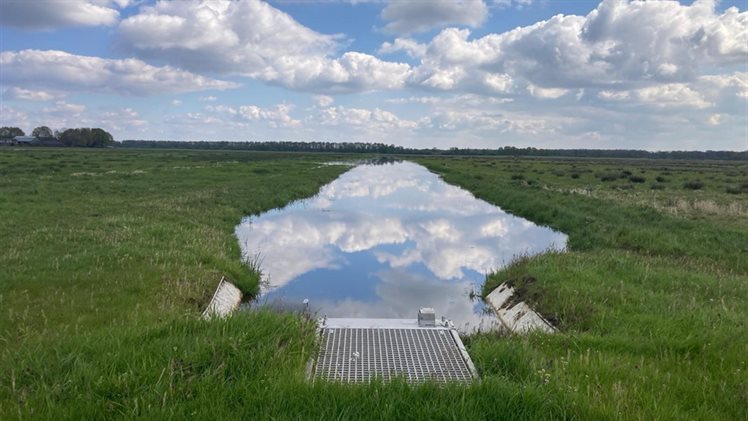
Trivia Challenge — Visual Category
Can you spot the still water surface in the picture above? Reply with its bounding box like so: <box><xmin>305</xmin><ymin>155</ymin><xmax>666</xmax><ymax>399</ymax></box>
<box><xmin>236</xmin><ymin>161</ymin><xmax>566</xmax><ymax>332</ymax></box>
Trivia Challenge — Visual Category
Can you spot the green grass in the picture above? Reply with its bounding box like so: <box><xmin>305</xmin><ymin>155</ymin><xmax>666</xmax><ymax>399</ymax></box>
<box><xmin>416</xmin><ymin>156</ymin><xmax>748</xmax><ymax>420</ymax></box>
<box><xmin>1</xmin><ymin>149</ymin><xmax>746</xmax><ymax>419</ymax></box>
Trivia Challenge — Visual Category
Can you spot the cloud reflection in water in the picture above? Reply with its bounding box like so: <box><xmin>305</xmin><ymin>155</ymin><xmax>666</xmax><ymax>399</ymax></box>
<box><xmin>236</xmin><ymin>161</ymin><xmax>566</xmax><ymax>331</ymax></box>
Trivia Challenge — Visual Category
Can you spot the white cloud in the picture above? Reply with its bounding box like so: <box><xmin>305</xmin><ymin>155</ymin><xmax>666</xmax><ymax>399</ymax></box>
<box><xmin>238</xmin><ymin>104</ymin><xmax>300</xmax><ymax>128</ymax></box>
<box><xmin>164</xmin><ymin>112</ymin><xmax>224</xmax><ymax>127</ymax></box>
<box><xmin>386</xmin><ymin>93</ymin><xmax>512</xmax><ymax>106</ymax></box>
<box><xmin>381</xmin><ymin>0</ymin><xmax>488</xmax><ymax>34</ymax></box>
<box><xmin>394</xmin><ymin>0</ymin><xmax>747</xmax><ymax>95</ymax></box>
<box><xmin>118</xmin><ymin>0</ymin><xmax>411</xmax><ymax>93</ymax></box>
<box><xmin>0</xmin><ymin>0</ymin><xmax>126</xmax><ymax>29</ymax></box>
<box><xmin>597</xmin><ymin>73</ymin><xmax>748</xmax><ymax>110</ymax></box>
<box><xmin>317</xmin><ymin>106</ymin><xmax>418</xmax><ymax>130</ymax></box>
<box><xmin>707</xmin><ymin>113</ymin><xmax>723</xmax><ymax>125</ymax></box>
<box><xmin>115</xmin><ymin>0</ymin><xmax>745</xmax><ymax>100</ymax></box>
<box><xmin>0</xmin><ymin>50</ymin><xmax>237</xmax><ymax>95</ymax></box>
<box><xmin>378</xmin><ymin>38</ymin><xmax>427</xmax><ymax>58</ymax></box>
<box><xmin>632</xmin><ymin>84</ymin><xmax>712</xmax><ymax>109</ymax></box>
<box><xmin>206</xmin><ymin>103</ymin><xmax>301</xmax><ymax>128</ymax></box>
<box><xmin>2</xmin><ymin>87</ymin><xmax>59</xmax><ymax>102</ymax></box>
<box><xmin>0</xmin><ymin>106</ymin><xmax>29</xmax><ymax>128</ymax></box>
<box><xmin>424</xmin><ymin>110</ymin><xmax>555</xmax><ymax>135</ymax></box>
<box><xmin>492</xmin><ymin>0</ymin><xmax>533</xmax><ymax>9</ymax></box>
<box><xmin>201</xmin><ymin>96</ymin><xmax>218</xmax><ymax>102</ymax></box>
<box><xmin>483</xmin><ymin>73</ymin><xmax>513</xmax><ymax>94</ymax></box>
<box><xmin>392</xmin><ymin>28</ymin><xmax>517</xmax><ymax>95</ymax></box>
<box><xmin>313</xmin><ymin>95</ymin><xmax>334</xmax><ymax>107</ymax></box>
<box><xmin>42</xmin><ymin>101</ymin><xmax>86</xmax><ymax>115</ymax></box>
<box><xmin>699</xmin><ymin>72</ymin><xmax>748</xmax><ymax>99</ymax></box>
<box><xmin>527</xmin><ymin>84</ymin><xmax>569</xmax><ymax>99</ymax></box>
<box><xmin>96</xmin><ymin>107</ymin><xmax>149</xmax><ymax>136</ymax></box>
<box><xmin>385</xmin><ymin>96</ymin><xmax>441</xmax><ymax>105</ymax></box>
<box><xmin>171</xmin><ymin>99</ymin><xmax>182</xmax><ymax>106</ymax></box>
<box><xmin>598</xmin><ymin>90</ymin><xmax>630</xmax><ymax>101</ymax></box>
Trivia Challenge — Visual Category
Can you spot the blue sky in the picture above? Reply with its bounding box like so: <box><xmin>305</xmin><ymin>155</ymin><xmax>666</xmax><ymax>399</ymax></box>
<box><xmin>1</xmin><ymin>0</ymin><xmax>746</xmax><ymax>150</ymax></box>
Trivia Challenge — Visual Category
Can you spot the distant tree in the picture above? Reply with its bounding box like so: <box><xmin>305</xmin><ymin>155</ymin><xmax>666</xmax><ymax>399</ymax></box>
<box><xmin>58</xmin><ymin>128</ymin><xmax>115</xmax><ymax>147</ymax></box>
<box><xmin>32</xmin><ymin>126</ymin><xmax>54</xmax><ymax>138</ymax></box>
<box><xmin>90</xmin><ymin>128</ymin><xmax>114</xmax><ymax>147</ymax></box>
<box><xmin>116</xmin><ymin>140</ymin><xmax>748</xmax><ymax>161</ymax></box>
<box><xmin>0</xmin><ymin>126</ymin><xmax>25</xmax><ymax>139</ymax></box>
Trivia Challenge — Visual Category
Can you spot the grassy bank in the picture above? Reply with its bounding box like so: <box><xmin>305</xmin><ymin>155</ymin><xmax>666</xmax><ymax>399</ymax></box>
<box><xmin>1</xmin><ymin>149</ymin><xmax>746</xmax><ymax>419</ymax></box>
<box><xmin>0</xmin><ymin>149</ymin><xmax>341</xmax><ymax>416</ymax></box>
<box><xmin>417</xmin><ymin>156</ymin><xmax>748</xmax><ymax>420</ymax></box>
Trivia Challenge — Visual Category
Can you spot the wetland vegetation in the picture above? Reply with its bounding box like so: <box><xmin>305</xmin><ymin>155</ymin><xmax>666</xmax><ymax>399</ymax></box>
<box><xmin>1</xmin><ymin>149</ymin><xmax>746</xmax><ymax>419</ymax></box>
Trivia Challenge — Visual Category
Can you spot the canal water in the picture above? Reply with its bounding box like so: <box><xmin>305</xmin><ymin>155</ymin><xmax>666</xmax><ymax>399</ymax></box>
<box><xmin>236</xmin><ymin>161</ymin><xmax>566</xmax><ymax>332</ymax></box>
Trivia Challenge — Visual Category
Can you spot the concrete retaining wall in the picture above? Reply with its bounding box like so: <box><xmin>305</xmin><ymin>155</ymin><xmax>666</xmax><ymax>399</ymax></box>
<box><xmin>486</xmin><ymin>283</ymin><xmax>555</xmax><ymax>334</ymax></box>
<box><xmin>202</xmin><ymin>277</ymin><xmax>242</xmax><ymax>319</ymax></box>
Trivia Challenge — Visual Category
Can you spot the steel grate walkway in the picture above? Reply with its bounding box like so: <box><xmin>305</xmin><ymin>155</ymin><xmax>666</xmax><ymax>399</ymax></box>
<box><xmin>314</xmin><ymin>325</ymin><xmax>477</xmax><ymax>384</ymax></box>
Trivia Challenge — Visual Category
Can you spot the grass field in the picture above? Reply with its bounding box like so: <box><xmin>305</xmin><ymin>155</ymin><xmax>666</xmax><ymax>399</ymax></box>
<box><xmin>417</xmin><ymin>156</ymin><xmax>748</xmax><ymax>420</ymax></box>
<box><xmin>1</xmin><ymin>148</ymin><xmax>746</xmax><ymax>419</ymax></box>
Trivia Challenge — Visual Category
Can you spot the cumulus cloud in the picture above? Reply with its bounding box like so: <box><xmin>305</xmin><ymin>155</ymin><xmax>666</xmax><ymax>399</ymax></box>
<box><xmin>527</xmin><ymin>84</ymin><xmax>569</xmax><ymax>99</ymax></box>
<box><xmin>424</xmin><ymin>110</ymin><xmax>557</xmax><ymax>135</ymax></box>
<box><xmin>206</xmin><ymin>103</ymin><xmax>301</xmax><ymax>128</ymax></box>
<box><xmin>317</xmin><ymin>106</ymin><xmax>419</xmax><ymax>130</ymax></box>
<box><xmin>2</xmin><ymin>87</ymin><xmax>59</xmax><ymax>101</ymax></box>
<box><xmin>164</xmin><ymin>112</ymin><xmax>224</xmax><ymax>127</ymax></box>
<box><xmin>386</xmin><ymin>93</ymin><xmax>512</xmax><ymax>106</ymax></box>
<box><xmin>42</xmin><ymin>100</ymin><xmax>86</xmax><ymax>115</ymax></box>
<box><xmin>313</xmin><ymin>95</ymin><xmax>334</xmax><ymax>107</ymax></box>
<box><xmin>0</xmin><ymin>0</ymin><xmax>127</xmax><ymax>29</ymax></box>
<box><xmin>378</xmin><ymin>38</ymin><xmax>427</xmax><ymax>58</ymax></box>
<box><xmin>99</xmin><ymin>107</ymin><xmax>147</xmax><ymax>128</ymax></box>
<box><xmin>115</xmin><ymin>0</ymin><xmax>745</xmax><ymax>99</ymax></box>
<box><xmin>0</xmin><ymin>50</ymin><xmax>237</xmax><ymax>95</ymax></box>
<box><xmin>385</xmin><ymin>28</ymin><xmax>515</xmax><ymax>95</ymax></box>
<box><xmin>492</xmin><ymin>0</ymin><xmax>534</xmax><ymax>9</ymax></box>
<box><xmin>177</xmin><ymin>100</ymin><xmax>422</xmax><ymax>136</ymax></box>
<box><xmin>707</xmin><ymin>113</ymin><xmax>723</xmax><ymax>125</ymax></box>
<box><xmin>597</xmin><ymin>73</ymin><xmax>746</xmax><ymax>109</ymax></box>
<box><xmin>118</xmin><ymin>0</ymin><xmax>410</xmax><ymax>93</ymax></box>
<box><xmin>380</xmin><ymin>0</ymin><xmax>488</xmax><ymax>34</ymax></box>
<box><xmin>699</xmin><ymin>72</ymin><xmax>748</xmax><ymax>99</ymax></box>
<box><xmin>386</xmin><ymin>0</ymin><xmax>747</xmax><ymax>95</ymax></box>
<box><xmin>599</xmin><ymin>83</ymin><xmax>712</xmax><ymax>109</ymax></box>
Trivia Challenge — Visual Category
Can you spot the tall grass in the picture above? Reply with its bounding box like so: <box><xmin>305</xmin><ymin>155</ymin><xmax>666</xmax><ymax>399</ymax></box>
<box><xmin>417</xmin><ymin>156</ymin><xmax>748</xmax><ymax>420</ymax></box>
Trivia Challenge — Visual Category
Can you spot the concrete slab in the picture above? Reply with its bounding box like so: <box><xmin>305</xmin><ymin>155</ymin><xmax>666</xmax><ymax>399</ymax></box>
<box><xmin>202</xmin><ymin>277</ymin><xmax>242</xmax><ymax>319</ymax></box>
<box><xmin>485</xmin><ymin>283</ymin><xmax>555</xmax><ymax>334</ymax></box>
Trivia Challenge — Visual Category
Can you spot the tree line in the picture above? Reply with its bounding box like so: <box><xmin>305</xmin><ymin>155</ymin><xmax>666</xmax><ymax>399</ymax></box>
<box><xmin>120</xmin><ymin>140</ymin><xmax>748</xmax><ymax>161</ymax></box>
<box><xmin>0</xmin><ymin>126</ymin><xmax>114</xmax><ymax>147</ymax></box>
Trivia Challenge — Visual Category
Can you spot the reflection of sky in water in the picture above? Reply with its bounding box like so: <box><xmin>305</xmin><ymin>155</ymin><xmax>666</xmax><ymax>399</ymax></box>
<box><xmin>236</xmin><ymin>161</ymin><xmax>567</xmax><ymax>332</ymax></box>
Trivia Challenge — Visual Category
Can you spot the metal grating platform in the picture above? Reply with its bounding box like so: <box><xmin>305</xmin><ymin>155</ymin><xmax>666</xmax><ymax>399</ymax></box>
<box><xmin>313</xmin><ymin>319</ymin><xmax>478</xmax><ymax>384</ymax></box>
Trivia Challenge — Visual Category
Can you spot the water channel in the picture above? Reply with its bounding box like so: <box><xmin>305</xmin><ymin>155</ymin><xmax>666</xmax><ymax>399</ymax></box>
<box><xmin>236</xmin><ymin>161</ymin><xmax>567</xmax><ymax>332</ymax></box>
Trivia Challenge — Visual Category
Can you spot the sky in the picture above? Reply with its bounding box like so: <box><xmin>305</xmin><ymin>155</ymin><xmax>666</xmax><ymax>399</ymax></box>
<box><xmin>0</xmin><ymin>0</ymin><xmax>746</xmax><ymax>150</ymax></box>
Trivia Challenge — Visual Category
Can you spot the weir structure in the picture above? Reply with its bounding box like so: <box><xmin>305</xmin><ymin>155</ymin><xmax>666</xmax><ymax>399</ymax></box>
<box><xmin>201</xmin><ymin>279</ymin><xmax>556</xmax><ymax>384</ymax></box>
<box><xmin>309</xmin><ymin>308</ymin><xmax>479</xmax><ymax>384</ymax></box>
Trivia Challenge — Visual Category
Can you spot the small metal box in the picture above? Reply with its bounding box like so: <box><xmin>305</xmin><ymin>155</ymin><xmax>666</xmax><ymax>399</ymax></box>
<box><xmin>418</xmin><ymin>307</ymin><xmax>436</xmax><ymax>327</ymax></box>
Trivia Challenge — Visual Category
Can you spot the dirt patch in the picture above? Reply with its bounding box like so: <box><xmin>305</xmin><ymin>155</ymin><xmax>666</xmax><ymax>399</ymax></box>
<box><xmin>502</xmin><ymin>276</ymin><xmax>537</xmax><ymax>309</ymax></box>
